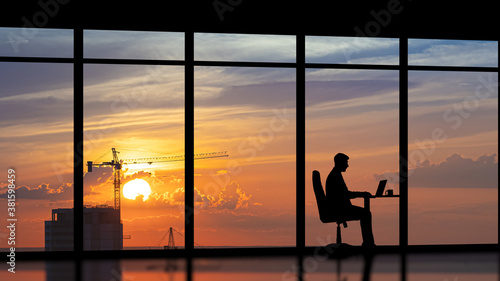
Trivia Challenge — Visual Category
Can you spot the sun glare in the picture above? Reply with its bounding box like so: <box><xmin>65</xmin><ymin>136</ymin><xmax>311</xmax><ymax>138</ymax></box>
<box><xmin>123</xmin><ymin>179</ymin><xmax>151</xmax><ymax>201</ymax></box>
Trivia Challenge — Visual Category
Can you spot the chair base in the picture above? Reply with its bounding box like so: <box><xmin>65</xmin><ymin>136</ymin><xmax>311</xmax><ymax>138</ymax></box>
<box><xmin>323</xmin><ymin>243</ymin><xmax>356</xmax><ymax>258</ymax></box>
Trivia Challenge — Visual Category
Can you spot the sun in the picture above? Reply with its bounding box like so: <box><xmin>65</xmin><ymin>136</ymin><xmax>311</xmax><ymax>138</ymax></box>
<box><xmin>123</xmin><ymin>179</ymin><xmax>151</xmax><ymax>201</ymax></box>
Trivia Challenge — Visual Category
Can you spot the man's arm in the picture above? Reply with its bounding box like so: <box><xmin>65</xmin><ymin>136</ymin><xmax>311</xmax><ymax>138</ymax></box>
<box><xmin>348</xmin><ymin>191</ymin><xmax>372</xmax><ymax>198</ymax></box>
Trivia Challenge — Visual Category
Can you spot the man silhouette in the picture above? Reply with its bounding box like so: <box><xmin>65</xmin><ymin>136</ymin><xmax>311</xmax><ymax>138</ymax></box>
<box><xmin>325</xmin><ymin>153</ymin><xmax>375</xmax><ymax>247</ymax></box>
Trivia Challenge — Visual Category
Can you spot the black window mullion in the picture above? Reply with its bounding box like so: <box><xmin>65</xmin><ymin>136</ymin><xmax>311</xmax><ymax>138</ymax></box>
<box><xmin>296</xmin><ymin>33</ymin><xmax>305</xmax><ymax>251</ymax></box>
<box><xmin>399</xmin><ymin>37</ymin><xmax>409</xmax><ymax>249</ymax></box>
<box><xmin>74</xmin><ymin>27</ymin><xmax>84</xmax><ymax>255</ymax></box>
<box><xmin>73</xmin><ymin>26</ymin><xmax>84</xmax><ymax>281</ymax></box>
<box><xmin>185</xmin><ymin>30</ymin><xmax>195</xmax><ymax>252</ymax></box>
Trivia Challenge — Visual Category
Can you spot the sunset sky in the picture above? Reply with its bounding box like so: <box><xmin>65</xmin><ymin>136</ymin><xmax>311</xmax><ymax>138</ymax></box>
<box><xmin>0</xmin><ymin>29</ymin><xmax>497</xmax><ymax>249</ymax></box>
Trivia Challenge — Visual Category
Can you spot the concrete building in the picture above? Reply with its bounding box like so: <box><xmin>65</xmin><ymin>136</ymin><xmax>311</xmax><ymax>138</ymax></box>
<box><xmin>45</xmin><ymin>206</ymin><xmax>123</xmax><ymax>251</ymax></box>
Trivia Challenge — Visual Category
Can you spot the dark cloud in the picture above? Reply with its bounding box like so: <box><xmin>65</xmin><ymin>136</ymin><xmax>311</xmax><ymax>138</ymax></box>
<box><xmin>375</xmin><ymin>153</ymin><xmax>498</xmax><ymax>188</ymax></box>
<box><xmin>193</xmin><ymin>181</ymin><xmax>253</xmax><ymax>212</ymax></box>
<box><xmin>83</xmin><ymin>166</ymin><xmax>113</xmax><ymax>196</ymax></box>
<box><xmin>0</xmin><ymin>62</ymin><xmax>73</xmax><ymax>98</ymax></box>
<box><xmin>196</xmin><ymin>81</ymin><xmax>296</xmax><ymax>109</ymax></box>
<box><xmin>83</xmin><ymin>30</ymin><xmax>184</xmax><ymax>60</ymax></box>
<box><xmin>0</xmin><ymin>182</ymin><xmax>73</xmax><ymax>201</ymax></box>
<box><xmin>0</xmin><ymin>28</ymin><xmax>73</xmax><ymax>58</ymax></box>
<box><xmin>124</xmin><ymin>179</ymin><xmax>255</xmax><ymax>213</ymax></box>
<box><xmin>306</xmin><ymin>38</ymin><xmax>399</xmax><ymax>65</ymax></box>
<box><xmin>0</xmin><ymin>96</ymin><xmax>72</xmax><ymax>132</ymax></box>
<box><xmin>306</xmin><ymin>79</ymin><xmax>398</xmax><ymax>106</ymax></box>
<box><xmin>83</xmin><ymin>64</ymin><xmax>184</xmax><ymax>119</ymax></box>
<box><xmin>210</xmin><ymin>181</ymin><xmax>252</xmax><ymax>211</ymax></box>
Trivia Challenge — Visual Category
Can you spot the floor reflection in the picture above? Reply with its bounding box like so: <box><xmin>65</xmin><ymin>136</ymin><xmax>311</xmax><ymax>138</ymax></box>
<box><xmin>0</xmin><ymin>251</ymin><xmax>497</xmax><ymax>281</ymax></box>
<box><xmin>407</xmin><ymin>252</ymin><xmax>498</xmax><ymax>281</ymax></box>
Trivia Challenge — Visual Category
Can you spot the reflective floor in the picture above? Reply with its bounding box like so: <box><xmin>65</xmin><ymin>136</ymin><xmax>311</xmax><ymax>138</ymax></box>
<box><xmin>1</xmin><ymin>252</ymin><xmax>498</xmax><ymax>281</ymax></box>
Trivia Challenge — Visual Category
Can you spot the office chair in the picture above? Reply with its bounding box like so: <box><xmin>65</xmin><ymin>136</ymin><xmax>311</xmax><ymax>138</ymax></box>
<box><xmin>312</xmin><ymin>170</ymin><xmax>349</xmax><ymax>244</ymax></box>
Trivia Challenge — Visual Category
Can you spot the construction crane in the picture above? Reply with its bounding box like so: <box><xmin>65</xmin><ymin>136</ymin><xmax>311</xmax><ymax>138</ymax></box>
<box><xmin>155</xmin><ymin>227</ymin><xmax>203</xmax><ymax>249</ymax></box>
<box><xmin>156</xmin><ymin>227</ymin><xmax>176</xmax><ymax>249</ymax></box>
<box><xmin>87</xmin><ymin>148</ymin><xmax>228</xmax><ymax>211</ymax></box>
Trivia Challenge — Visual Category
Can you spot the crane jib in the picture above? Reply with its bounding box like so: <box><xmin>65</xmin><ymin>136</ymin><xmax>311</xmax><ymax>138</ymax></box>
<box><xmin>85</xmin><ymin>149</ymin><xmax>229</xmax><ymax>214</ymax></box>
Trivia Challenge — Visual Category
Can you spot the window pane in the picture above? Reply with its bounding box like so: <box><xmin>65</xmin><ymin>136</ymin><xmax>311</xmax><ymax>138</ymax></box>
<box><xmin>194</xmin><ymin>66</ymin><xmax>296</xmax><ymax>247</ymax></box>
<box><xmin>0</xmin><ymin>62</ymin><xmax>73</xmax><ymax>251</ymax></box>
<box><xmin>0</xmin><ymin>27</ymin><xmax>73</xmax><ymax>58</ymax></box>
<box><xmin>306</xmin><ymin>36</ymin><xmax>399</xmax><ymax>65</ymax></box>
<box><xmin>84</xmin><ymin>30</ymin><xmax>184</xmax><ymax>60</ymax></box>
<box><xmin>408</xmin><ymin>71</ymin><xmax>498</xmax><ymax>244</ymax></box>
<box><xmin>408</xmin><ymin>39</ymin><xmax>498</xmax><ymax>67</ymax></box>
<box><xmin>306</xmin><ymin>69</ymin><xmax>399</xmax><ymax>246</ymax></box>
<box><xmin>84</xmin><ymin>64</ymin><xmax>184</xmax><ymax>250</ymax></box>
<box><xmin>194</xmin><ymin>33</ymin><xmax>296</xmax><ymax>62</ymax></box>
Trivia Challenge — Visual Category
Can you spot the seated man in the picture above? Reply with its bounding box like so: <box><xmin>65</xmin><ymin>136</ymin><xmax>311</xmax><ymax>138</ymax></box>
<box><xmin>325</xmin><ymin>153</ymin><xmax>375</xmax><ymax>247</ymax></box>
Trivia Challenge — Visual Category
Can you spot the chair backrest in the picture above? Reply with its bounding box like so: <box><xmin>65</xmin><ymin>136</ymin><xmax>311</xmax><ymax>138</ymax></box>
<box><xmin>312</xmin><ymin>170</ymin><xmax>333</xmax><ymax>223</ymax></box>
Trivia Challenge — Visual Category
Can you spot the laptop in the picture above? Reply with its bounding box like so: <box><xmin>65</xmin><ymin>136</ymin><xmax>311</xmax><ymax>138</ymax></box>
<box><xmin>375</xmin><ymin>180</ymin><xmax>388</xmax><ymax>197</ymax></box>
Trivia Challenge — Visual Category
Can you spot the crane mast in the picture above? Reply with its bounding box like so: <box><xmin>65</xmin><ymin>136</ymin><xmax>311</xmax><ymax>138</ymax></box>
<box><xmin>87</xmin><ymin>148</ymin><xmax>228</xmax><ymax>212</ymax></box>
<box><xmin>112</xmin><ymin>148</ymin><xmax>121</xmax><ymax>210</ymax></box>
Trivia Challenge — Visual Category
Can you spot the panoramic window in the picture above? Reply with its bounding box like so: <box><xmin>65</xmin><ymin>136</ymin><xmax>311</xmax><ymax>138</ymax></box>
<box><xmin>0</xmin><ymin>27</ymin><xmax>498</xmax><ymax>254</ymax></box>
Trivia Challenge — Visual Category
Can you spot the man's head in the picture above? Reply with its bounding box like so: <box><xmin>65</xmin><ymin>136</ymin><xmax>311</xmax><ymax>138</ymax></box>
<box><xmin>334</xmin><ymin>153</ymin><xmax>349</xmax><ymax>172</ymax></box>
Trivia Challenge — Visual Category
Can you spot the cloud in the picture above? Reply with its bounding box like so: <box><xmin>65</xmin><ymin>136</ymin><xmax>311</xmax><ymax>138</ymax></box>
<box><xmin>211</xmin><ymin>181</ymin><xmax>252</xmax><ymax>211</ymax></box>
<box><xmin>191</xmin><ymin>181</ymin><xmax>253</xmax><ymax>212</ymax></box>
<box><xmin>408</xmin><ymin>40</ymin><xmax>498</xmax><ymax>67</ymax></box>
<box><xmin>306</xmin><ymin>36</ymin><xmax>399</xmax><ymax>65</ymax></box>
<box><xmin>124</xmin><ymin>179</ymin><xmax>255</xmax><ymax>214</ymax></box>
<box><xmin>0</xmin><ymin>28</ymin><xmax>73</xmax><ymax>58</ymax></box>
<box><xmin>375</xmin><ymin>153</ymin><xmax>498</xmax><ymax>188</ymax></box>
<box><xmin>195</xmin><ymin>67</ymin><xmax>296</xmax><ymax>110</ymax></box>
<box><xmin>306</xmin><ymin>79</ymin><xmax>398</xmax><ymax>106</ymax></box>
<box><xmin>83</xmin><ymin>166</ymin><xmax>114</xmax><ymax>196</ymax></box>
<box><xmin>84</xmin><ymin>30</ymin><xmax>184</xmax><ymax>60</ymax></box>
<box><xmin>0</xmin><ymin>62</ymin><xmax>73</xmax><ymax>99</ymax></box>
<box><xmin>194</xmin><ymin>33</ymin><xmax>296</xmax><ymax>62</ymax></box>
<box><xmin>0</xmin><ymin>182</ymin><xmax>73</xmax><ymax>201</ymax></box>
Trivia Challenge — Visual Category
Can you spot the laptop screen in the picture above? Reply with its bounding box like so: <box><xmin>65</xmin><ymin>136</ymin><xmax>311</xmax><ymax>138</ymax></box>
<box><xmin>375</xmin><ymin>180</ymin><xmax>387</xmax><ymax>197</ymax></box>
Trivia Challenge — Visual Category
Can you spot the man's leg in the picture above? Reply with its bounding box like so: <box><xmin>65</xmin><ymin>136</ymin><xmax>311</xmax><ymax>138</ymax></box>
<box><xmin>360</xmin><ymin>209</ymin><xmax>375</xmax><ymax>246</ymax></box>
<box><xmin>345</xmin><ymin>206</ymin><xmax>375</xmax><ymax>246</ymax></box>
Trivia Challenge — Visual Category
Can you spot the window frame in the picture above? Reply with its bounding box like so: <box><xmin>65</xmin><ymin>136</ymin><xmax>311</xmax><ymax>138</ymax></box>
<box><xmin>0</xmin><ymin>28</ymin><xmax>498</xmax><ymax>261</ymax></box>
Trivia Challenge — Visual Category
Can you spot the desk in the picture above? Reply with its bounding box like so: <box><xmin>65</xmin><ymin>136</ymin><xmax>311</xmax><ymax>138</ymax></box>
<box><xmin>364</xmin><ymin>195</ymin><xmax>399</xmax><ymax>211</ymax></box>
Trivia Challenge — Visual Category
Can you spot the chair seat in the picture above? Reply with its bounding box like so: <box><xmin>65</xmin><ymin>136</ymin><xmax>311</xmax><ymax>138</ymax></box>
<box><xmin>319</xmin><ymin>213</ymin><xmax>347</xmax><ymax>224</ymax></box>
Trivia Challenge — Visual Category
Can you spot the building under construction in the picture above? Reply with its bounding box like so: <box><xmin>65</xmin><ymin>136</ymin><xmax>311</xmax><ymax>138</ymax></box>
<box><xmin>44</xmin><ymin>206</ymin><xmax>123</xmax><ymax>251</ymax></box>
